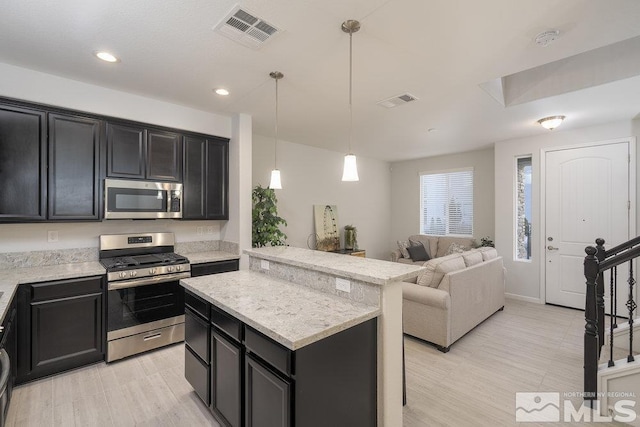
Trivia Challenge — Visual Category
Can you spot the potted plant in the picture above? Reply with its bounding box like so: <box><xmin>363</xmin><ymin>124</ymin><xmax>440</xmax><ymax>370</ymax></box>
<box><xmin>252</xmin><ymin>185</ymin><xmax>287</xmax><ymax>247</ymax></box>
<box><xmin>344</xmin><ymin>225</ymin><xmax>358</xmax><ymax>250</ymax></box>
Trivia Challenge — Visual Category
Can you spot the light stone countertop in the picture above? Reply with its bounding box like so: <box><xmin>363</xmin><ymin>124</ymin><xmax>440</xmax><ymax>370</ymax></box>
<box><xmin>180</xmin><ymin>270</ymin><xmax>381</xmax><ymax>350</ymax></box>
<box><xmin>178</xmin><ymin>250</ymin><xmax>240</xmax><ymax>265</ymax></box>
<box><xmin>245</xmin><ymin>246</ymin><xmax>426</xmax><ymax>286</ymax></box>
<box><xmin>0</xmin><ymin>261</ymin><xmax>106</xmax><ymax>323</ymax></box>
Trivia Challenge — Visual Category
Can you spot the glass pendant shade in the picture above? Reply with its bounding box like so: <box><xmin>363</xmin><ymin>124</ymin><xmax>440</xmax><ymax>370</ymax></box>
<box><xmin>269</xmin><ymin>169</ymin><xmax>282</xmax><ymax>189</ymax></box>
<box><xmin>341</xmin><ymin>154</ymin><xmax>359</xmax><ymax>181</ymax></box>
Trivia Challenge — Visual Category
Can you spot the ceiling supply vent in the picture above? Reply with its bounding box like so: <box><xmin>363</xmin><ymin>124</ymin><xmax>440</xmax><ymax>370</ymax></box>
<box><xmin>214</xmin><ymin>5</ymin><xmax>280</xmax><ymax>50</ymax></box>
<box><xmin>376</xmin><ymin>93</ymin><xmax>418</xmax><ymax>109</ymax></box>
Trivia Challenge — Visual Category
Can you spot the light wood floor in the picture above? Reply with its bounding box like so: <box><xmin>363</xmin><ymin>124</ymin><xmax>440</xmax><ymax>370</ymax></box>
<box><xmin>6</xmin><ymin>299</ymin><xmax>626</xmax><ymax>426</ymax></box>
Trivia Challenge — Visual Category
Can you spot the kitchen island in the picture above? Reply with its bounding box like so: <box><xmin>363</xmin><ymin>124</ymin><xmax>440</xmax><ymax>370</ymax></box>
<box><xmin>181</xmin><ymin>246</ymin><xmax>426</xmax><ymax>427</ymax></box>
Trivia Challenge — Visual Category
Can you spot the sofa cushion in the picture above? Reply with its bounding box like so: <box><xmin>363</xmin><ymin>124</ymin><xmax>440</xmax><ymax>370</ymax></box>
<box><xmin>477</xmin><ymin>247</ymin><xmax>498</xmax><ymax>261</ymax></box>
<box><xmin>407</xmin><ymin>242</ymin><xmax>430</xmax><ymax>262</ymax></box>
<box><xmin>462</xmin><ymin>250</ymin><xmax>483</xmax><ymax>267</ymax></box>
<box><xmin>397</xmin><ymin>240</ymin><xmax>410</xmax><ymax>258</ymax></box>
<box><xmin>416</xmin><ymin>253</ymin><xmax>466</xmax><ymax>288</ymax></box>
<box><xmin>408</xmin><ymin>235</ymin><xmax>437</xmax><ymax>259</ymax></box>
<box><xmin>436</xmin><ymin>236</ymin><xmax>475</xmax><ymax>258</ymax></box>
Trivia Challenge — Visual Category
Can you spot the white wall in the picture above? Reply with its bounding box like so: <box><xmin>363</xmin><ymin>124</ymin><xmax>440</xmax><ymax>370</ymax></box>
<box><xmin>0</xmin><ymin>62</ymin><xmax>250</xmax><ymax>253</ymax></box>
<box><xmin>252</xmin><ymin>135</ymin><xmax>392</xmax><ymax>261</ymax></box>
<box><xmin>494</xmin><ymin>119</ymin><xmax>637</xmax><ymax>301</ymax></box>
<box><xmin>389</xmin><ymin>148</ymin><xmax>495</xmax><ymax>248</ymax></box>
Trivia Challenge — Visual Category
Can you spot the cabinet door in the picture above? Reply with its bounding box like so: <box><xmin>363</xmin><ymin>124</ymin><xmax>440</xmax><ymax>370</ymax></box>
<box><xmin>211</xmin><ymin>330</ymin><xmax>242</xmax><ymax>427</ymax></box>
<box><xmin>205</xmin><ymin>139</ymin><xmax>229</xmax><ymax>220</ymax></box>
<box><xmin>48</xmin><ymin>114</ymin><xmax>102</xmax><ymax>220</ymax></box>
<box><xmin>182</xmin><ymin>136</ymin><xmax>207</xmax><ymax>219</ymax></box>
<box><xmin>0</xmin><ymin>104</ymin><xmax>46</xmax><ymax>221</ymax></box>
<box><xmin>147</xmin><ymin>129</ymin><xmax>181</xmax><ymax>182</ymax></box>
<box><xmin>245</xmin><ymin>354</ymin><xmax>291</xmax><ymax>427</ymax></box>
<box><xmin>107</xmin><ymin>122</ymin><xmax>146</xmax><ymax>179</ymax></box>
<box><xmin>16</xmin><ymin>277</ymin><xmax>104</xmax><ymax>384</ymax></box>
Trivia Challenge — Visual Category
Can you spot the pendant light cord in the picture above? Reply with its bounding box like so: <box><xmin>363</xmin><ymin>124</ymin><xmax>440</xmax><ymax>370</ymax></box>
<box><xmin>348</xmin><ymin>29</ymin><xmax>353</xmax><ymax>155</ymax></box>
<box><xmin>274</xmin><ymin>76</ymin><xmax>279</xmax><ymax>169</ymax></box>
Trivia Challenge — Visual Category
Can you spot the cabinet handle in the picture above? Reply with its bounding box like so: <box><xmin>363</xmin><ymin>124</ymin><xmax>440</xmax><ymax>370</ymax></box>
<box><xmin>143</xmin><ymin>333</ymin><xmax>162</xmax><ymax>341</ymax></box>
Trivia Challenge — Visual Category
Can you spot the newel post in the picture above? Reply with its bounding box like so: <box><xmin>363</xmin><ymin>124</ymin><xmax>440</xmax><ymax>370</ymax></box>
<box><xmin>595</xmin><ymin>238</ymin><xmax>606</xmax><ymax>356</ymax></box>
<box><xmin>584</xmin><ymin>246</ymin><xmax>599</xmax><ymax>402</ymax></box>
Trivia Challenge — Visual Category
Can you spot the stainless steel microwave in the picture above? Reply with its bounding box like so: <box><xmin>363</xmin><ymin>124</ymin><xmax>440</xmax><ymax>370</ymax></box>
<box><xmin>104</xmin><ymin>179</ymin><xmax>183</xmax><ymax>219</ymax></box>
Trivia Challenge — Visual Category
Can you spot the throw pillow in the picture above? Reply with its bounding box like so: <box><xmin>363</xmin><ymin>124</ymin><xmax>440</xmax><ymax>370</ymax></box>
<box><xmin>477</xmin><ymin>247</ymin><xmax>498</xmax><ymax>261</ymax></box>
<box><xmin>462</xmin><ymin>250</ymin><xmax>483</xmax><ymax>267</ymax></box>
<box><xmin>407</xmin><ymin>242</ymin><xmax>430</xmax><ymax>262</ymax></box>
<box><xmin>445</xmin><ymin>242</ymin><xmax>468</xmax><ymax>255</ymax></box>
<box><xmin>409</xmin><ymin>238</ymin><xmax>432</xmax><ymax>259</ymax></box>
<box><xmin>397</xmin><ymin>240</ymin><xmax>410</xmax><ymax>258</ymax></box>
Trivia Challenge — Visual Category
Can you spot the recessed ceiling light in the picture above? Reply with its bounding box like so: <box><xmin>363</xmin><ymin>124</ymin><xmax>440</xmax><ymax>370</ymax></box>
<box><xmin>94</xmin><ymin>51</ymin><xmax>119</xmax><ymax>63</ymax></box>
<box><xmin>214</xmin><ymin>88</ymin><xmax>230</xmax><ymax>96</ymax></box>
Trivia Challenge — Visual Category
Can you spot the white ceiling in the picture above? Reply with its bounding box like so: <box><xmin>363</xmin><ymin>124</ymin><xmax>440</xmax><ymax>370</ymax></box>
<box><xmin>1</xmin><ymin>0</ymin><xmax>640</xmax><ymax>162</ymax></box>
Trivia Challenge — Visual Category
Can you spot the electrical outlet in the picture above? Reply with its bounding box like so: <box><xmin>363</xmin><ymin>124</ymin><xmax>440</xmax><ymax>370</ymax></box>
<box><xmin>206</xmin><ymin>226</ymin><xmax>215</xmax><ymax>235</ymax></box>
<box><xmin>261</xmin><ymin>260</ymin><xmax>270</xmax><ymax>270</ymax></box>
<box><xmin>196</xmin><ymin>226</ymin><xmax>204</xmax><ymax>235</ymax></box>
<box><xmin>47</xmin><ymin>230</ymin><xmax>59</xmax><ymax>243</ymax></box>
<box><xmin>336</xmin><ymin>278</ymin><xmax>351</xmax><ymax>293</ymax></box>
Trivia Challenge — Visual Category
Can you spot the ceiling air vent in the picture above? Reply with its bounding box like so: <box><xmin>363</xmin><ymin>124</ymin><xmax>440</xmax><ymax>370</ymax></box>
<box><xmin>377</xmin><ymin>93</ymin><xmax>418</xmax><ymax>109</ymax></box>
<box><xmin>214</xmin><ymin>6</ymin><xmax>280</xmax><ymax>50</ymax></box>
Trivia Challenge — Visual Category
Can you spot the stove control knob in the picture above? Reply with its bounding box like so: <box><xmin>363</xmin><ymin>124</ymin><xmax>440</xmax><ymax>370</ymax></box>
<box><xmin>176</xmin><ymin>265</ymin><xmax>182</xmax><ymax>272</ymax></box>
<box><xmin>167</xmin><ymin>266</ymin><xmax>174</xmax><ymax>273</ymax></box>
<box><xmin>130</xmin><ymin>271</ymin><xmax>137</xmax><ymax>277</ymax></box>
<box><xmin>119</xmin><ymin>272</ymin><xmax>127</xmax><ymax>279</ymax></box>
<box><xmin>149</xmin><ymin>268</ymin><xmax>156</xmax><ymax>274</ymax></box>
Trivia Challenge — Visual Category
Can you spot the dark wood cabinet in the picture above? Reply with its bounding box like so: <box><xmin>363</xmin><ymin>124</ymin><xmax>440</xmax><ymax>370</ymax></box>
<box><xmin>107</xmin><ymin>122</ymin><xmax>182</xmax><ymax>182</ymax></box>
<box><xmin>183</xmin><ymin>136</ymin><xmax>229</xmax><ymax>220</ymax></box>
<box><xmin>17</xmin><ymin>276</ymin><xmax>105</xmax><ymax>384</ymax></box>
<box><xmin>48</xmin><ymin>114</ymin><xmax>102</xmax><ymax>220</ymax></box>
<box><xmin>245</xmin><ymin>353</ymin><xmax>291</xmax><ymax>427</ymax></box>
<box><xmin>190</xmin><ymin>260</ymin><xmax>239</xmax><ymax>277</ymax></box>
<box><xmin>106</xmin><ymin>122</ymin><xmax>146</xmax><ymax>179</ymax></box>
<box><xmin>212</xmin><ymin>330</ymin><xmax>242</xmax><ymax>427</ymax></box>
<box><xmin>0</xmin><ymin>104</ymin><xmax>46</xmax><ymax>221</ymax></box>
<box><xmin>147</xmin><ymin>130</ymin><xmax>181</xmax><ymax>181</ymax></box>
<box><xmin>183</xmin><ymin>288</ymin><xmax>377</xmax><ymax>427</ymax></box>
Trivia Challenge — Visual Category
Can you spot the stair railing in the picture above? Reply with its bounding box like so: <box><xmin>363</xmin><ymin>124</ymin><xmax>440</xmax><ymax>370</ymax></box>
<box><xmin>584</xmin><ymin>237</ymin><xmax>639</xmax><ymax>403</ymax></box>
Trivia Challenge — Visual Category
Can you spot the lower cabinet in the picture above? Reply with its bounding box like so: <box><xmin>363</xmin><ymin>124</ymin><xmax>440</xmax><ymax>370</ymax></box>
<box><xmin>17</xmin><ymin>276</ymin><xmax>105</xmax><ymax>384</ymax></box>
<box><xmin>212</xmin><ymin>330</ymin><xmax>242</xmax><ymax>427</ymax></box>
<box><xmin>245</xmin><ymin>354</ymin><xmax>291</xmax><ymax>427</ymax></box>
<box><xmin>184</xmin><ymin>289</ymin><xmax>377</xmax><ymax>427</ymax></box>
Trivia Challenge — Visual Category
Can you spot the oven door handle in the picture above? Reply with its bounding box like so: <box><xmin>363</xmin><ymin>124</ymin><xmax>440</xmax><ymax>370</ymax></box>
<box><xmin>0</xmin><ymin>349</ymin><xmax>10</xmax><ymax>397</ymax></box>
<box><xmin>108</xmin><ymin>272</ymin><xmax>191</xmax><ymax>290</ymax></box>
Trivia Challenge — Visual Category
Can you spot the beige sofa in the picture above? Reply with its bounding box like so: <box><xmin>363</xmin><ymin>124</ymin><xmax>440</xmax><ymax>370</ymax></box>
<box><xmin>402</xmin><ymin>247</ymin><xmax>505</xmax><ymax>352</ymax></box>
<box><xmin>392</xmin><ymin>234</ymin><xmax>476</xmax><ymax>264</ymax></box>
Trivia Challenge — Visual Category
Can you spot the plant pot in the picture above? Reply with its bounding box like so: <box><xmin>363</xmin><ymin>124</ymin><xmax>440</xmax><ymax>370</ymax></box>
<box><xmin>344</xmin><ymin>229</ymin><xmax>356</xmax><ymax>250</ymax></box>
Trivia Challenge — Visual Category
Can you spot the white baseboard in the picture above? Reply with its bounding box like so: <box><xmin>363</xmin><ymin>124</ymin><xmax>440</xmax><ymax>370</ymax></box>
<box><xmin>505</xmin><ymin>293</ymin><xmax>543</xmax><ymax>304</ymax></box>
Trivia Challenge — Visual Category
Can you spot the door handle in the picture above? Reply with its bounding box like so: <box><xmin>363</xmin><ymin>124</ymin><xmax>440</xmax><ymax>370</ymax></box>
<box><xmin>547</xmin><ymin>246</ymin><xmax>559</xmax><ymax>251</ymax></box>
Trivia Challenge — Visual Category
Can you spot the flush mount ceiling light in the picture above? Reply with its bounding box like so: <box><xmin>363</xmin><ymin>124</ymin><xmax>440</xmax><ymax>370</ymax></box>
<box><xmin>94</xmin><ymin>51</ymin><xmax>119</xmax><ymax>63</ymax></box>
<box><xmin>341</xmin><ymin>19</ymin><xmax>360</xmax><ymax>182</ymax></box>
<box><xmin>268</xmin><ymin>71</ymin><xmax>284</xmax><ymax>190</ymax></box>
<box><xmin>214</xmin><ymin>88</ymin><xmax>230</xmax><ymax>96</ymax></box>
<box><xmin>537</xmin><ymin>115</ymin><xmax>566</xmax><ymax>130</ymax></box>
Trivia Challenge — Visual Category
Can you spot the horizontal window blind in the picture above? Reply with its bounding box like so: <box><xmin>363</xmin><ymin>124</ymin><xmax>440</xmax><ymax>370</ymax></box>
<box><xmin>420</xmin><ymin>169</ymin><xmax>473</xmax><ymax>236</ymax></box>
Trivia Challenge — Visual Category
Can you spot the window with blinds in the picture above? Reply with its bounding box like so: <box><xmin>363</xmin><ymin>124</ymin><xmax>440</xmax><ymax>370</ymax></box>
<box><xmin>420</xmin><ymin>169</ymin><xmax>473</xmax><ymax>236</ymax></box>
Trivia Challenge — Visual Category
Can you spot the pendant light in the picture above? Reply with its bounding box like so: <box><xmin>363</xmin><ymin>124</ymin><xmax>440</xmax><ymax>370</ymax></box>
<box><xmin>341</xmin><ymin>20</ymin><xmax>360</xmax><ymax>182</ymax></box>
<box><xmin>269</xmin><ymin>71</ymin><xmax>283</xmax><ymax>189</ymax></box>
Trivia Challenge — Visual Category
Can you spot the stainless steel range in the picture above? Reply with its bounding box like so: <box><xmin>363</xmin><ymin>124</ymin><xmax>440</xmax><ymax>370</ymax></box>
<box><xmin>99</xmin><ymin>232</ymin><xmax>190</xmax><ymax>362</ymax></box>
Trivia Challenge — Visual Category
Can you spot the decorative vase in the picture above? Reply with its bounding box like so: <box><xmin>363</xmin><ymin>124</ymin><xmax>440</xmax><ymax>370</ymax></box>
<box><xmin>344</xmin><ymin>229</ymin><xmax>356</xmax><ymax>250</ymax></box>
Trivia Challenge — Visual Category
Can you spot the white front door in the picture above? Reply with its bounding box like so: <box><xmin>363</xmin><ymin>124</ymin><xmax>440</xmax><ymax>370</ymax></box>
<box><xmin>545</xmin><ymin>142</ymin><xmax>630</xmax><ymax>310</ymax></box>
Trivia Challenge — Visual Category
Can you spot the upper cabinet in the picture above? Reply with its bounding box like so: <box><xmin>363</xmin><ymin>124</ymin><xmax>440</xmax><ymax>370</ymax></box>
<box><xmin>0</xmin><ymin>104</ymin><xmax>47</xmax><ymax>221</ymax></box>
<box><xmin>48</xmin><ymin>113</ymin><xmax>102</xmax><ymax>220</ymax></box>
<box><xmin>183</xmin><ymin>136</ymin><xmax>229</xmax><ymax>220</ymax></box>
<box><xmin>107</xmin><ymin>122</ymin><xmax>181</xmax><ymax>182</ymax></box>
